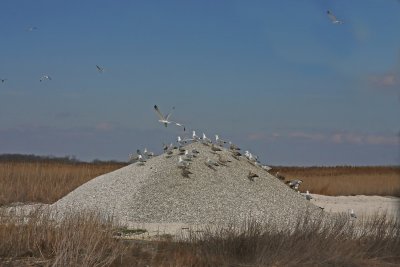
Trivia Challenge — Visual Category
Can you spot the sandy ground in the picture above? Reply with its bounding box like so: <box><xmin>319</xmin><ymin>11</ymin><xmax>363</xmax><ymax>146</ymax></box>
<box><xmin>2</xmin><ymin>195</ymin><xmax>399</xmax><ymax>239</ymax></box>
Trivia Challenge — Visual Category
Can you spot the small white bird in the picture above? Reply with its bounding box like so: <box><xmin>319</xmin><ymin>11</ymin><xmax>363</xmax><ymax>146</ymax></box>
<box><xmin>215</xmin><ymin>135</ymin><xmax>227</xmax><ymax>146</ymax></box>
<box><xmin>154</xmin><ymin>105</ymin><xmax>186</xmax><ymax>131</ymax></box>
<box><xmin>26</xmin><ymin>26</ymin><xmax>38</xmax><ymax>32</ymax></box>
<box><xmin>261</xmin><ymin>165</ymin><xmax>272</xmax><ymax>171</ymax></box>
<box><xmin>143</xmin><ymin>148</ymin><xmax>154</xmax><ymax>158</ymax></box>
<box><xmin>305</xmin><ymin>190</ymin><xmax>313</xmax><ymax>201</ymax></box>
<box><xmin>137</xmin><ymin>154</ymin><xmax>146</xmax><ymax>165</ymax></box>
<box><xmin>286</xmin><ymin>179</ymin><xmax>303</xmax><ymax>191</ymax></box>
<box><xmin>183</xmin><ymin>150</ymin><xmax>193</xmax><ymax>161</ymax></box>
<box><xmin>96</xmin><ymin>65</ymin><xmax>105</xmax><ymax>73</ymax></box>
<box><xmin>178</xmin><ymin>156</ymin><xmax>190</xmax><ymax>169</ymax></box>
<box><xmin>192</xmin><ymin>131</ymin><xmax>200</xmax><ymax>142</ymax></box>
<box><xmin>350</xmin><ymin>209</ymin><xmax>357</xmax><ymax>219</ymax></box>
<box><xmin>40</xmin><ymin>75</ymin><xmax>52</xmax><ymax>82</ymax></box>
<box><xmin>327</xmin><ymin>10</ymin><xmax>343</xmax><ymax>24</ymax></box>
<box><xmin>201</xmin><ymin>133</ymin><xmax>212</xmax><ymax>145</ymax></box>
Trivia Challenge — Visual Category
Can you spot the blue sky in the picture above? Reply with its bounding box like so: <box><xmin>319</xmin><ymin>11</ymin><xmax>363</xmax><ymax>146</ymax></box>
<box><xmin>0</xmin><ymin>0</ymin><xmax>399</xmax><ymax>165</ymax></box>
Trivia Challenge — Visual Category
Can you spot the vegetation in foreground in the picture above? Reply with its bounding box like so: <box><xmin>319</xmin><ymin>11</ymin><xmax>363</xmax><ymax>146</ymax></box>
<box><xmin>0</xmin><ymin>208</ymin><xmax>399</xmax><ymax>267</ymax></box>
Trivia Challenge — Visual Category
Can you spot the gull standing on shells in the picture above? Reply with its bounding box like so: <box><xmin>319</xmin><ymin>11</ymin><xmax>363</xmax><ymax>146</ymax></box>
<box><xmin>327</xmin><ymin>10</ymin><xmax>343</xmax><ymax>24</ymax></box>
<box><xmin>154</xmin><ymin>105</ymin><xmax>186</xmax><ymax>131</ymax></box>
<box><xmin>215</xmin><ymin>135</ymin><xmax>227</xmax><ymax>146</ymax></box>
<box><xmin>40</xmin><ymin>75</ymin><xmax>52</xmax><ymax>82</ymax></box>
<box><xmin>178</xmin><ymin>156</ymin><xmax>190</xmax><ymax>169</ymax></box>
<box><xmin>192</xmin><ymin>131</ymin><xmax>200</xmax><ymax>142</ymax></box>
<box><xmin>305</xmin><ymin>190</ymin><xmax>313</xmax><ymax>201</ymax></box>
<box><xmin>350</xmin><ymin>209</ymin><xmax>357</xmax><ymax>219</ymax></box>
<box><xmin>201</xmin><ymin>133</ymin><xmax>212</xmax><ymax>145</ymax></box>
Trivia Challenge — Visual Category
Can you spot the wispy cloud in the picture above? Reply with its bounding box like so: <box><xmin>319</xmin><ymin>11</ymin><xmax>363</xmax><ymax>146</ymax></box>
<box><xmin>247</xmin><ymin>130</ymin><xmax>399</xmax><ymax>146</ymax></box>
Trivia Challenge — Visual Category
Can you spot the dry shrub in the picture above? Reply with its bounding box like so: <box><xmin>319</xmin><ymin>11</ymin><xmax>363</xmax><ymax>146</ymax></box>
<box><xmin>0</xmin><ymin>208</ymin><xmax>125</xmax><ymax>266</ymax></box>
<box><xmin>0</xmin><ymin>161</ymin><xmax>125</xmax><ymax>205</ymax></box>
<box><xmin>117</xmin><ymin>214</ymin><xmax>400</xmax><ymax>267</ymax></box>
<box><xmin>273</xmin><ymin>166</ymin><xmax>400</xmax><ymax>196</ymax></box>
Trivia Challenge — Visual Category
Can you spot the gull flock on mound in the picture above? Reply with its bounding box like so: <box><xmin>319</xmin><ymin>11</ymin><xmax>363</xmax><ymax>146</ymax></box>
<box><xmin>130</xmin><ymin>104</ymin><xmax>322</xmax><ymax>200</ymax></box>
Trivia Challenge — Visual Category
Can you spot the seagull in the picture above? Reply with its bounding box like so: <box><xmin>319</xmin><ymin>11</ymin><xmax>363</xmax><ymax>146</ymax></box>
<box><xmin>217</xmin><ymin>154</ymin><xmax>230</xmax><ymax>166</ymax></box>
<box><xmin>181</xmin><ymin>168</ymin><xmax>193</xmax><ymax>178</ymax></box>
<box><xmin>0</xmin><ymin>79</ymin><xmax>7</xmax><ymax>83</ymax></box>
<box><xmin>275</xmin><ymin>172</ymin><xmax>285</xmax><ymax>181</ymax></box>
<box><xmin>305</xmin><ymin>190</ymin><xmax>313</xmax><ymax>201</ymax></box>
<box><xmin>26</xmin><ymin>26</ymin><xmax>38</xmax><ymax>32</ymax></box>
<box><xmin>205</xmin><ymin>158</ymin><xmax>218</xmax><ymax>171</ymax></box>
<box><xmin>247</xmin><ymin>171</ymin><xmax>259</xmax><ymax>182</ymax></box>
<box><xmin>261</xmin><ymin>165</ymin><xmax>272</xmax><ymax>171</ymax></box>
<box><xmin>327</xmin><ymin>10</ymin><xmax>343</xmax><ymax>24</ymax></box>
<box><xmin>40</xmin><ymin>75</ymin><xmax>52</xmax><ymax>82</ymax></box>
<box><xmin>96</xmin><ymin>65</ymin><xmax>105</xmax><ymax>73</ymax></box>
<box><xmin>137</xmin><ymin>154</ymin><xmax>146</xmax><ymax>165</ymax></box>
<box><xmin>178</xmin><ymin>156</ymin><xmax>190</xmax><ymax>169</ymax></box>
<box><xmin>128</xmin><ymin>149</ymin><xmax>142</xmax><ymax>162</ymax></box>
<box><xmin>350</xmin><ymin>209</ymin><xmax>357</xmax><ymax>219</ymax></box>
<box><xmin>231</xmin><ymin>151</ymin><xmax>242</xmax><ymax>160</ymax></box>
<box><xmin>286</xmin><ymin>179</ymin><xmax>303</xmax><ymax>190</ymax></box>
<box><xmin>192</xmin><ymin>131</ymin><xmax>200</xmax><ymax>142</ymax></box>
<box><xmin>211</xmin><ymin>144</ymin><xmax>222</xmax><ymax>152</ymax></box>
<box><xmin>154</xmin><ymin>105</ymin><xmax>186</xmax><ymax>131</ymax></box>
<box><xmin>201</xmin><ymin>133</ymin><xmax>212</xmax><ymax>145</ymax></box>
<box><xmin>192</xmin><ymin>148</ymin><xmax>200</xmax><ymax>155</ymax></box>
<box><xmin>215</xmin><ymin>135</ymin><xmax>227</xmax><ymax>146</ymax></box>
<box><xmin>143</xmin><ymin>148</ymin><xmax>154</xmax><ymax>158</ymax></box>
<box><xmin>183</xmin><ymin>150</ymin><xmax>194</xmax><ymax>161</ymax></box>
<box><xmin>229</xmin><ymin>141</ymin><xmax>240</xmax><ymax>151</ymax></box>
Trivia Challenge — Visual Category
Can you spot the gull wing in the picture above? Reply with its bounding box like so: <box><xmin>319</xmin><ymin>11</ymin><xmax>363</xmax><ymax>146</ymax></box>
<box><xmin>96</xmin><ymin>65</ymin><xmax>104</xmax><ymax>72</ymax></box>
<box><xmin>154</xmin><ymin>105</ymin><xmax>166</xmax><ymax>120</ymax></box>
<box><xmin>326</xmin><ymin>10</ymin><xmax>338</xmax><ymax>22</ymax></box>
<box><xmin>165</xmin><ymin>106</ymin><xmax>175</xmax><ymax>120</ymax></box>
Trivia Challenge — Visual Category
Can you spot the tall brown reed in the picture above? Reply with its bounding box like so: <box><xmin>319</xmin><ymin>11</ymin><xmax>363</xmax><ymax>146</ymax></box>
<box><xmin>0</xmin><ymin>161</ymin><xmax>125</xmax><ymax>205</ymax></box>
<box><xmin>274</xmin><ymin>166</ymin><xmax>400</xmax><ymax>196</ymax></box>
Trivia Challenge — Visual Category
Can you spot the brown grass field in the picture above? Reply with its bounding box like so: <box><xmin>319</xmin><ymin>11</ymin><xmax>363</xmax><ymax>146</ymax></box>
<box><xmin>1</xmin><ymin>159</ymin><xmax>400</xmax><ymax>266</ymax></box>
<box><xmin>273</xmin><ymin>166</ymin><xmax>400</xmax><ymax>197</ymax></box>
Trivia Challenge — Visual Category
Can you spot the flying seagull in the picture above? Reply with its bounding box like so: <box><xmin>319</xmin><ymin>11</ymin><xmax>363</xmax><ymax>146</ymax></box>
<box><xmin>40</xmin><ymin>75</ymin><xmax>52</xmax><ymax>82</ymax></box>
<box><xmin>96</xmin><ymin>65</ymin><xmax>105</xmax><ymax>73</ymax></box>
<box><xmin>26</xmin><ymin>26</ymin><xmax>38</xmax><ymax>32</ymax></box>
<box><xmin>0</xmin><ymin>79</ymin><xmax>7</xmax><ymax>83</ymax></box>
<box><xmin>327</xmin><ymin>10</ymin><xmax>343</xmax><ymax>24</ymax></box>
<box><xmin>154</xmin><ymin>105</ymin><xmax>185</xmax><ymax>131</ymax></box>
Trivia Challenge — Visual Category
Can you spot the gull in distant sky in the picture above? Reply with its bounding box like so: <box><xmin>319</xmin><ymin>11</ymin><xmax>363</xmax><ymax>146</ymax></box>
<box><xmin>26</xmin><ymin>26</ymin><xmax>38</xmax><ymax>32</ymax></box>
<box><xmin>327</xmin><ymin>10</ymin><xmax>343</xmax><ymax>24</ymax></box>
<box><xmin>96</xmin><ymin>65</ymin><xmax>105</xmax><ymax>73</ymax></box>
<box><xmin>40</xmin><ymin>75</ymin><xmax>52</xmax><ymax>82</ymax></box>
<box><xmin>154</xmin><ymin>105</ymin><xmax>186</xmax><ymax>131</ymax></box>
<box><xmin>0</xmin><ymin>78</ymin><xmax>7</xmax><ymax>83</ymax></box>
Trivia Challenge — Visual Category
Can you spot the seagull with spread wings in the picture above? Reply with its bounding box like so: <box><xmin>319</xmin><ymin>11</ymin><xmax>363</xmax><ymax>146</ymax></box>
<box><xmin>40</xmin><ymin>75</ymin><xmax>52</xmax><ymax>82</ymax></box>
<box><xmin>327</xmin><ymin>10</ymin><xmax>343</xmax><ymax>24</ymax></box>
<box><xmin>96</xmin><ymin>65</ymin><xmax>105</xmax><ymax>73</ymax></box>
<box><xmin>153</xmin><ymin>105</ymin><xmax>186</xmax><ymax>131</ymax></box>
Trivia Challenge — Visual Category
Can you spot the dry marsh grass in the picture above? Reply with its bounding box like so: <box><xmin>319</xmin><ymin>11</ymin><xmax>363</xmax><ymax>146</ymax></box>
<box><xmin>273</xmin><ymin>166</ymin><xmax>400</xmax><ymax>196</ymax></box>
<box><xmin>0</xmin><ymin>161</ymin><xmax>125</xmax><ymax>206</ymax></box>
<box><xmin>0</xmin><ymin>209</ymin><xmax>125</xmax><ymax>266</ymax></box>
<box><xmin>114</xmin><ymin>213</ymin><xmax>400</xmax><ymax>267</ymax></box>
<box><xmin>1</xmin><ymin>208</ymin><xmax>399</xmax><ymax>267</ymax></box>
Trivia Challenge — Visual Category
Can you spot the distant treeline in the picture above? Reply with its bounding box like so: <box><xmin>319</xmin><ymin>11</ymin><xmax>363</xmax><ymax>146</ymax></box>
<box><xmin>0</xmin><ymin>154</ymin><xmax>127</xmax><ymax>165</ymax></box>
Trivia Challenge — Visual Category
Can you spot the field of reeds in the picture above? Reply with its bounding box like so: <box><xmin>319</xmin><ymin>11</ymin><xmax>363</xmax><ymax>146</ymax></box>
<box><xmin>0</xmin><ymin>208</ymin><xmax>399</xmax><ymax>266</ymax></box>
<box><xmin>1</xmin><ymin>156</ymin><xmax>400</xmax><ymax>266</ymax></box>
<box><xmin>273</xmin><ymin>166</ymin><xmax>400</xmax><ymax>197</ymax></box>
